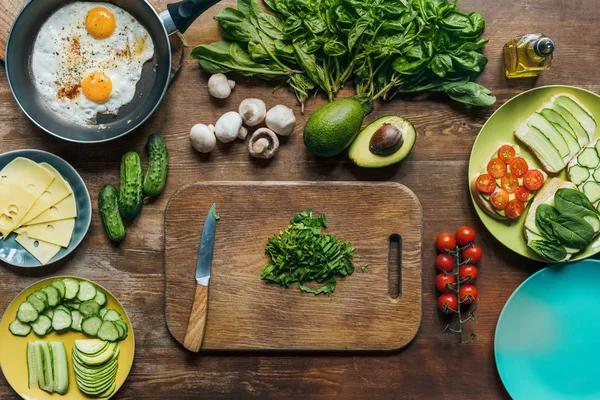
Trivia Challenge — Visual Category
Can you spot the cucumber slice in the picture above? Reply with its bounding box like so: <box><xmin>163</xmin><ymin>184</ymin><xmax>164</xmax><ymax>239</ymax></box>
<box><xmin>40</xmin><ymin>286</ymin><xmax>60</xmax><ymax>307</ymax></box>
<box><xmin>63</xmin><ymin>278</ymin><xmax>80</xmax><ymax>300</ymax></box>
<box><xmin>578</xmin><ymin>147</ymin><xmax>600</xmax><ymax>168</ymax></box>
<box><xmin>99</xmin><ymin>308</ymin><xmax>108</xmax><ymax>318</ymax></box>
<box><xmin>79</xmin><ymin>300</ymin><xmax>101</xmax><ymax>317</ymax></box>
<box><xmin>82</xmin><ymin>316</ymin><xmax>103</xmax><ymax>336</ymax></box>
<box><xmin>77</xmin><ymin>281</ymin><xmax>97</xmax><ymax>302</ymax></box>
<box><xmin>39</xmin><ymin>341</ymin><xmax>54</xmax><ymax>393</ymax></box>
<box><xmin>584</xmin><ymin>214</ymin><xmax>600</xmax><ymax>232</ymax></box>
<box><xmin>94</xmin><ymin>291</ymin><xmax>107</xmax><ymax>307</ymax></box>
<box><xmin>32</xmin><ymin>291</ymin><xmax>48</xmax><ymax>307</ymax></box>
<box><xmin>27</xmin><ymin>341</ymin><xmax>40</xmax><ymax>389</ymax></box>
<box><xmin>31</xmin><ymin>315</ymin><xmax>52</xmax><ymax>336</ymax></box>
<box><xmin>594</xmin><ymin>169</ymin><xmax>600</xmax><ymax>182</ymax></box>
<box><xmin>528</xmin><ymin>112</ymin><xmax>570</xmax><ymax>158</ymax></box>
<box><xmin>541</xmin><ymin>108</ymin><xmax>578</xmax><ymax>140</ymax></box>
<box><xmin>26</xmin><ymin>294</ymin><xmax>46</xmax><ymax>313</ymax></box>
<box><xmin>9</xmin><ymin>319</ymin><xmax>31</xmax><ymax>336</ymax></box>
<box><xmin>553</xmin><ymin>121</ymin><xmax>581</xmax><ymax>157</ymax></box>
<box><xmin>52</xmin><ymin>308</ymin><xmax>72</xmax><ymax>331</ymax></box>
<box><xmin>583</xmin><ymin>181</ymin><xmax>600</xmax><ymax>203</ymax></box>
<box><xmin>552</xmin><ymin>104</ymin><xmax>589</xmax><ymax>146</ymax></box>
<box><xmin>50</xmin><ymin>280</ymin><xmax>66</xmax><ymax>299</ymax></box>
<box><xmin>596</xmin><ymin>141</ymin><xmax>600</xmax><ymax>156</ymax></box>
<box><xmin>102</xmin><ymin>309</ymin><xmax>122</xmax><ymax>322</ymax></box>
<box><xmin>17</xmin><ymin>302</ymin><xmax>39</xmax><ymax>323</ymax></box>
<box><xmin>64</xmin><ymin>301</ymin><xmax>80</xmax><ymax>310</ymax></box>
<box><xmin>97</xmin><ymin>321</ymin><xmax>120</xmax><ymax>342</ymax></box>
<box><xmin>569</xmin><ymin>165</ymin><xmax>590</xmax><ymax>186</ymax></box>
<box><xmin>49</xmin><ymin>342</ymin><xmax>69</xmax><ymax>394</ymax></box>
<box><xmin>555</xmin><ymin>96</ymin><xmax>596</xmax><ymax>141</ymax></box>
<box><xmin>54</xmin><ymin>305</ymin><xmax>71</xmax><ymax>315</ymax></box>
<box><xmin>43</xmin><ymin>308</ymin><xmax>54</xmax><ymax>319</ymax></box>
<box><xmin>113</xmin><ymin>319</ymin><xmax>128</xmax><ymax>340</ymax></box>
<box><xmin>71</xmin><ymin>310</ymin><xmax>84</xmax><ymax>332</ymax></box>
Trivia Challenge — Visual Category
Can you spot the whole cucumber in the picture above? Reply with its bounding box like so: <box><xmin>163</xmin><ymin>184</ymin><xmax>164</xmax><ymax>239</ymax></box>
<box><xmin>98</xmin><ymin>184</ymin><xmax>126</xmax><ymax>242</ymax></box>
<box><xmin>119</xmin><ymin>152</ymin><xmax>144</xmax><ymax>219</ymax></box>
<box><xmin>143</xmin><ymin>134</ymin><xmax>169</xmax><ymax>197</ymax></box>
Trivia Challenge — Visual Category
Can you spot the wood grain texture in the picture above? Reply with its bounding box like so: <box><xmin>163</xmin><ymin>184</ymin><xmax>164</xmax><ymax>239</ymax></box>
<box><xmin>183</xmin><ymin>284</ymin><xmax>209</xmax><ymax>352</ymax></box>
<box><xmin>165</xmin><ymin>182</ymin><xmax>422</xmax><ymax>351</ymax></box>
<box><xmin>0</xmin><ymin>0</ymin><xmax>599</xmax><ymax>398</ymax></box>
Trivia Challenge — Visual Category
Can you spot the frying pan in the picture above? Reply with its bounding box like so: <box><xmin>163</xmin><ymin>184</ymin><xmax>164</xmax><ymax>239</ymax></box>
<box><xmin>5</xmin><ymin>0</ymin><xmax>220</xmax><ymax>143</ymax></box>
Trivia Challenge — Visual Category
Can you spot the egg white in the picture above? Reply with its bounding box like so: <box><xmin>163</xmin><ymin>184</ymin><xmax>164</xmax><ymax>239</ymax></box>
<box><xmin>31</xmin><ymin>2</ymin><xmax>155</xmax><ymax>126</ymax></box>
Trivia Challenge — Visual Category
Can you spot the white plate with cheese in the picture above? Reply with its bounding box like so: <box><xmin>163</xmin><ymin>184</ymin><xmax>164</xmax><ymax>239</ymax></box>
<box><xmin>0</xmin><ymin>150</ymin><xmax>91</xmax><ymax>267</ymax></box>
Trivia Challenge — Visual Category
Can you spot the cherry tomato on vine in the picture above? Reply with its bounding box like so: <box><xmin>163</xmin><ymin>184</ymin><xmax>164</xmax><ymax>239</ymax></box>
<box><xmin>435</xmin><ymin>273</ymin><xmax>456</xmax><ymax>293</ymax></box>
<box><xmin>438</xmin><ymin>294</ymin><xmax>458</xmax><ymax>314</ymax></box>
<box><xmin>459</xmin><ymin>264</ymin><xmax>479</xmax><ymax>284</ymax></box>
<box><xmin>463</xmin><ymin>244</ymin><xmax>483</xmax><ymax>263</ymax></box>
<box><xmin>455</xmin><ymin>226</ymin><xmax>476</xmax><ymax>246</ymax></box>
<box><xmin>436</xmin><ymin>253</ymin><xmax>454</xmax><ymax>272</ymax></box>
<box><xmin>459</xmin><ymin>285</ymin><xmax>478</xmax><ymax>305</ymax></box>
<box><xmin>436</xmin><ymin>232</ymin><xmax>456</xmax><ymax>252</ymax></box>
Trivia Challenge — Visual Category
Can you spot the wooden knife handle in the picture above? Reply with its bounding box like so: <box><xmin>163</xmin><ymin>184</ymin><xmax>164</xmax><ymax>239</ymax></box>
<box><xmin>183</xmin><ymin>284</ymin><xmax>209</xmax><ymax>352</ymax></box>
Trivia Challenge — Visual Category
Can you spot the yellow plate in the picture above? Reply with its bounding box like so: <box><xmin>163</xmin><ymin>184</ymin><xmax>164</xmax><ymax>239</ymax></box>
<box><xmin>0</xmin><ymin>277</ymin><xmax>134</xmax><ymax>399</ymax></box>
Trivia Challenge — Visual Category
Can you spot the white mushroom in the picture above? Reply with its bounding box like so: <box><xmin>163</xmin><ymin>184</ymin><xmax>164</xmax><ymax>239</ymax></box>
<box><xmin>266</xmin><ymin>105</ymin><xmax>296</xmax><ymax>136</ymax></box>
<box><xmin>208</xmin><ymin>73</ymin><xmax>236</xmax><ymax>99</ymax></box>
<box><xmin>190</xmin><ymin>124</ymin><xmax>216</xmax><ymax>153</ymax></box>
<box><xmin>238</xmin><ymin>99</ymin><xmax>267</xmax><ymax>127</ymax></box>
<box><xmin>214</xmin><ymin>112</ymin><xmax>244</xmax><ymax>143</ymax></box>
<box><xmin>248</xmin><ymin>128</ymin><xmax>279</xmax><ymax>159</ymax></box>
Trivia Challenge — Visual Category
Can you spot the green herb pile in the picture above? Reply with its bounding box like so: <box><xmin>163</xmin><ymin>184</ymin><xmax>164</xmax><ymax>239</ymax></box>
<box><xmin>530</xmin><ymin>189</ymin><xmax>600</xmax><ymax>262</ymax></box>
<box><xmin>190</xmin><ymin>0</ymin><xmax>495</xmax><ymax>108</ymax></box>
<box><xmin>260</xmin><ymin>209</ymin><xmax>359</xmax><ymax>295</ymax></box>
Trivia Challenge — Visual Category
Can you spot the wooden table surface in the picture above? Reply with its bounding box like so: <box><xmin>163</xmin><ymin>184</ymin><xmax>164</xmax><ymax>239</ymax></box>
<box><xmin>1</xmin><ymin>0</ymin><xmax>598</xmax><ymax>398</ymax></box>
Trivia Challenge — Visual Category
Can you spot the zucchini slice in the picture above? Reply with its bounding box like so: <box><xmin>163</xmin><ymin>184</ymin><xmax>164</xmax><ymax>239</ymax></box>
<box><xmin>97</xmin><ymin>321</ymin><xmax>120</xmax><ymax>342</ymax></box>
<box><xmin>9</xmin><ymin>319</ymin><xmax>31</xmax><ymax>337</ymax></box>
<box><xmin>77</xmin><ymin>281</ymin><xmax>97</xmax><ymax>302</ymax></box>
<box><xmin>52</xmin><ymin>308</ymin><xmax>72</xmax><ymax>331</ymax></box>
<box><xmin>63</xmin><ymin>278</ymin><xmax>80</xmax><ymax>300</ymax></box>
<box><xmin>578</xmin><ymin>147</ymin><xmax>600</xmax><ymax>168</ymax></box>
<box><xmin>569</xmin><ymin>165</ymin><xmax>590</xmax><ymax>186</ymax></box>
<box><xmin>75</xmin><ymin>339</ymin><xmax>109</xmax><ymax>355</ymax></box>
<box><xmin>17</xmin><ymin>302</ymin><xmax>39</xmax><ymax>323</ymax></box>
<box><xmin>31</xmin><ymin>315</ymin><xmax>52</xmax><ymax>336</ymax></box>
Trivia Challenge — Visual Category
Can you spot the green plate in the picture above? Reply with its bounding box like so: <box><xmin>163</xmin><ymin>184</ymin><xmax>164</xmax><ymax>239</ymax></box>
<box><xmin>468</xmin><ymin>86</ymin><xmax>600</xmax><ymax>261</ymax></box>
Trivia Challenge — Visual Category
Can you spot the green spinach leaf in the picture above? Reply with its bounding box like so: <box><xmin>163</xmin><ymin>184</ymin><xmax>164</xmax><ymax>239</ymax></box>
<box><xmin>551</xmin><ymin>215</ymin><xmax>595</xmax><ymax>250</ymax></box>
<box><xmin>529</xmin><ymin>240</ymin><xmax>567</xmax><ymax>262</ymax></box>
<box><xmin>555</xmin><ymin>188</ymin><xmax>600</xmax><ymax>217</ymax></box>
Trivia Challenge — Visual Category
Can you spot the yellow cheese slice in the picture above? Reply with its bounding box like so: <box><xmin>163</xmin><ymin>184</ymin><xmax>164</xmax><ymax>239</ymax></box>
<box><xmin>26</xmin><ymin>194</ymin><xmax>77</xmax><ymax>226</ymax></box>
<box><xmin>18</xmin><ymin>163</ymin><xmax>73</xmax><ymax>227</ymax></box>
<box><xmin>16</xmin><ymin>218</ymin><xmax>75</xmax><ymax>248</ymax></box>
<box><xmin>0</xmin><ymin>158</ymin><xmax>55</xmax><ymax>238</ymax></box>
<box><xmin>15</xmin><ymin>234</ymin><xmax>61</xmax><ymax>265</ymax></box>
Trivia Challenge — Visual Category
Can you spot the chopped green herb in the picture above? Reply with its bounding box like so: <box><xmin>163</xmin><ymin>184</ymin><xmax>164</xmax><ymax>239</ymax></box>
<box><xmin>260</xmin><ymin>209</ymin><xmax>358</xmax><ymax>295</ymax></box>
<box><xmin>361</xmin><ymin>265</ymin><xmax>368</xmax><ymax>272</ymax></box>
<box><xmin>211</xmin><ymin>208</ymin><xmax>221</xmax><ymax>220</ymax></box>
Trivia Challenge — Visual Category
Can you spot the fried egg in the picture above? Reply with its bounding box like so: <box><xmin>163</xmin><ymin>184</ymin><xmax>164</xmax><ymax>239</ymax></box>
<box><xmin>31</xmin><ymin>2</ymin><xmax>155</xmax><ymax>126</ymax></box>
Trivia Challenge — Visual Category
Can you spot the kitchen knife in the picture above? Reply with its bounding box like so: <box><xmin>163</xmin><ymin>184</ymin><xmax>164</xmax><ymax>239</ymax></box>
<box><xmin>183</xmin><ymin>203</ymin><xmax>218</xmax><ymax>352</ymax></box>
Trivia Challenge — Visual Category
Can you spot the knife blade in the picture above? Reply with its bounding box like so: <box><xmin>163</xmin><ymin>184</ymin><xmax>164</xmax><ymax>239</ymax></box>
<box><xmin>183</xmin><ymin>203</ymin><xmax>218</xmax><ymax>352</ymax></box>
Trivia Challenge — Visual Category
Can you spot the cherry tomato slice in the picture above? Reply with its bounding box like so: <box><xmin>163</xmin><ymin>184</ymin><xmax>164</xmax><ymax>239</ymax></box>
<box><xmin>524</xmin><ymin>170</ymin><xmax>545</xmax><ymax>191</ymax></box>
<box><xmin>501</xmin><ymin>173</ymin><xmax>519</xmax><ymax>193</ymax></box>
<box><xmin>489</xmin><ymin>187</ymin><xmax>509</xmax><ymax>210</ymax></box>
<box><xmin>476</xmin><ymin>174</ymin><xmax>497</xmax><ymax>195</ymax></box>
<box><xmin>487</xmin><ymin>158</ymin><xmax>507</xmax><ymax>179</ymax></box>
<box><xmin>515</xmin><ymin>186</ymin><xmax>531</xmax><ymax>202</ymax></box>
<box><xmin>435</xmin><ymin>273</ymin><xmax>456</xmax><ymax>293</ymax></box>
<box><xmin>498</xmin><ymin>145</ymin><xmax>516</xmax><ymax>163</ymax></box>
<box><xmin>459</xmin><ymin>285</ymin><xmax>478</xmax><ymax>305</ymax></box>
<box><xmin>505</xmin><ymin>199</ymin><xmax>525</xmax><ymax>220</ymax></box>
<box><xmin>509</xmin><ymin>157</ymin><xmax>529</xmax><ymax>177</ymax></box>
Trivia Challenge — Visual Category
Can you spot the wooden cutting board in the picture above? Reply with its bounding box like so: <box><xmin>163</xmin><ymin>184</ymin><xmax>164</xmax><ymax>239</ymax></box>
<box><xmin>165</xmin><ymin>182</ymin><xmax>423</xmax><ymax>351</ymax></box>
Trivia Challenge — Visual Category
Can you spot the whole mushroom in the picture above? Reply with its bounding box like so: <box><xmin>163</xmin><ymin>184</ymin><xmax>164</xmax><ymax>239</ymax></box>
<box><xmin>266</xmin><ymin>105</ymin><xmax>296</xmax><ymax>136</ymax></box>
<box><xmin>248</xmin><ymin>128</ymin><xmax>279</xmax><ymax>159</ymax></box>
<box><xmin>190</xmin><ymin>124</ymin><xmax>216</xmax><ymax>153</ymax></box>
<box><xmin>215</xmin><ymin>112</ymin><xmax>245</xmax><ymax>143</ymax></box>
<box><xmin>208</xmin><ymin>73</ymin><xmax>236</xmax><ymax>99</ymax></box>
<box><xmin>239</xmin><ymin>99</ymin><xmax>267</xmax><ymax>126</ymax></box>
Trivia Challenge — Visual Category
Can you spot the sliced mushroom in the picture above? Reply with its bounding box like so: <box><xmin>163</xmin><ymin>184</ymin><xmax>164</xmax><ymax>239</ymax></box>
<box><xmin>248</xmin><ymin>128</ymin><xmax>279</xmax><ymax>159</ymax></box>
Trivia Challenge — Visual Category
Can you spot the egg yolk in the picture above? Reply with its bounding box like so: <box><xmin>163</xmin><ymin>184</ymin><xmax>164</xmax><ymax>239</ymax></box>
<box><xmin>82</xmin><ymin>72</ymin><xmax>112</xmax><ymax>103</ymax></box>
<box><xmin>86</xmin><ymin>7</ymin><xmax>116</xmax><ymax>39</ymax></box>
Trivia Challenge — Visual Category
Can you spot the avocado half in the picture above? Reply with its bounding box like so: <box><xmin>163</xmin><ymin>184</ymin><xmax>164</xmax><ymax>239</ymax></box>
<box><xmin>349</xmin><ymin>116</ymin><xmax>416</xmax><ymax>168</ymax></box>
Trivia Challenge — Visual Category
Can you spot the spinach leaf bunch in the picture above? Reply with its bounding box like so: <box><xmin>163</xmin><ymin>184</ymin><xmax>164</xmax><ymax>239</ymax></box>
<box><xmin>260</xmin><ymin>209</ymin><xmax>358</xmax><ymax>295</ymax></box>
<box><xmin>190</xmin><ymin>0</ymin><xmax>495</xmax><ymax>107</ymax></box>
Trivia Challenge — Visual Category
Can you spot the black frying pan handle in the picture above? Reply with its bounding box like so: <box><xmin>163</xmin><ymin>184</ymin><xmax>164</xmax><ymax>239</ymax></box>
<box><xmin>167</xmin><ymin>0</ymin><xmax>221</xmax><ymax>34</ymax></box>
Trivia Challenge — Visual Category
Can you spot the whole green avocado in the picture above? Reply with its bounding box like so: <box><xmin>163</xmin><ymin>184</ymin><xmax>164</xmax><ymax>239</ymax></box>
<box><xmin>303</xmin><ymin>98</ymin><xmax>366</xmax><ymax>157</ymax></box>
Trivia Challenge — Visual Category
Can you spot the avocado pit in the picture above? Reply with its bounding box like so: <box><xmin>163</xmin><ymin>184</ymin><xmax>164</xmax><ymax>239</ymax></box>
<box><xmin>369</xmin><ymin>123</ymin><xmax>404</xmax><ymax>156</ymax></box>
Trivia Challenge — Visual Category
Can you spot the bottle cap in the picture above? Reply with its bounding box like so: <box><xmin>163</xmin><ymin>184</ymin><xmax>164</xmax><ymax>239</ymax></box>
<box><xmin>534</xmin><ymin>37</ymin><xmax>555</xmax><ymax>57</ymax></box>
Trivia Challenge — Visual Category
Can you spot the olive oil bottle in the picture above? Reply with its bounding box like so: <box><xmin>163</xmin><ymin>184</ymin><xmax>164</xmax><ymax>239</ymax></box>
<box><xmin>503</xmin><ymin>34</ymin><xmax>555</xmax><ymax>78</ymax></box>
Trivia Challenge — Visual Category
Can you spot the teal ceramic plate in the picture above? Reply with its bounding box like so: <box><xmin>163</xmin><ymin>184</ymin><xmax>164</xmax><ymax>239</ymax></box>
<box><xmin>468</xmin><ymin>85</ymin><xmax>600</xmax><ymax>261</ymax></box>
<box><xmin>0</xmin><ymin>150</ymin><xmax>91</xmax><ymax>267</ymax></box>
<box><xmin>495</xmin><ymin>260</ymin><xmax>600</xmax><ymax>399</ymax></box>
